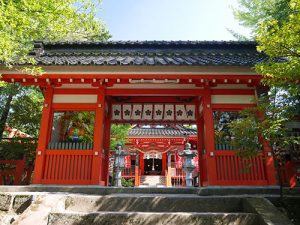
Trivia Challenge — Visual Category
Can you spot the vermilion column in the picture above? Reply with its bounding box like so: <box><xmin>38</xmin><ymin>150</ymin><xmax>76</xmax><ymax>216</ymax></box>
<box><xmin>32</xmin><ymin>87</ymin><xmax>53</xmax><ymax>184</ymax></box>
<box><xmin>196</xmin><ymin>98</ymin><xmax>205</xmax><ymax>186</ymax></box>
<box><xmin>162</xmin><ymin>153</ymin><xmax>167</xmax><ymax>175</ymax></box>
<box><xmin>102</xmin><ymin>100</ymin><xmax>111</xmax><ymax>185</ymax></box>
<box><xmin>262</xmin><ymin>140</ymin><xmax>277</xmax><ymax>185</ymax></box>
<box><xmin>91</xmin><ymin>86</ymin><xmax>105</xmax><ymax>185</ymax></box>
<box><xmin>257</xmin><ymin>110</ymin><xmax>277</xmax><ymax>185</ymax></box>
<box><xmin>202</xmin><ymin>87</ymin><xmax>217</xmax><ymax>185</ymax></box>
<box><xmin>139</xmin><ymin>153</ymin><xmax>144</xmax><ymax>175</ymax></box>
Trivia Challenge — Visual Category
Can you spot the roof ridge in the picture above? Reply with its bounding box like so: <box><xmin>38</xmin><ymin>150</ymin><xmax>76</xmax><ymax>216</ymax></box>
<box><xmin>35</xmin><ymin>40</ymin><xmax>257</xmax><ymax>46</ymax></box>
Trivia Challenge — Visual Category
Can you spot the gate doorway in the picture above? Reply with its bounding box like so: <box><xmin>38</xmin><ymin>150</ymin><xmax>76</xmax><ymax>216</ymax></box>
<box><xmin>144</xmin><ymin>158</ymin><xmax>162</xmax><ymax>175</ymax></box>
<box><xmin>107</xmin><ymin>95</ymin><xmax>201</xmax><ymax>187</ymax></box>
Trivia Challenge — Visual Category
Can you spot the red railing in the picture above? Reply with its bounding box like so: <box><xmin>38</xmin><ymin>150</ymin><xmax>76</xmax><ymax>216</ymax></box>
<box><xmin>214</xmin><ymin>151</ymin><xmax>268</xmax><ymax>185</ymax></box>
<box><xmin>171</xmin><ymin>168</ymin><xmax>186</xmax><ymax>187</ymax></box>
<box><xmin>122</xmin><ymin>167</ymin><xmax>135</xmax><ymax>178</ymax></box>
<box><xmin>42</xmin><ymin>150</ymin><xmax>93</xmax><ymax>184</ymax></box>
<box><xmin>0</xmin><ymin>159</ymin><xmax>31</xmax><ymax>185</ymax></box>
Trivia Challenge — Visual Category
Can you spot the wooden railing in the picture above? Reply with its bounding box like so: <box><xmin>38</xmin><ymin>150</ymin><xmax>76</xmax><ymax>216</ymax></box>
<box><xmin>214</xmin><ymin>151</ymin><xmax>268</xmax><ymax>185</ymax></box>
<box><xmin>171</xmin><ymin>168</ymin><xmax>186</xmax><ymax>187</ymax></box>
<box><xmin>215</xmin><ymin>143</ymin><xmax>235</xmax><ymax>150</ymax></box>
<box><xmin>0</xmin><ymin>137</ymin><xmax>36</xmax><ymax>185</ymax></box>
<box><xmin>48</xmin><ymin>142</ymin><xmax>93</xmax><ymax>150</ymax></box>
<box><xmin>0</xmin><ymin>159</ymin><xmax>33</xmax><ymax>185</ymax></box>
<box><xmin>122</xmin><ymin>167</ymin><xmax>135</xmax><ymax>178</ymax></box>
<box><xmin>42</xmin><ymin>150</ymin><xmax>93</xmax><ymax>184</ymax></box>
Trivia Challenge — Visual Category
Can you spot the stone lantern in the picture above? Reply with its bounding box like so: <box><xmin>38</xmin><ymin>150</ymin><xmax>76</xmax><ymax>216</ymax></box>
<box><xmin>179</xmin><ymin>142</ymin><xmax>197</xmax><ymax>187</ymax></box>
<box><xmin>113</xmin><ymin>143</ymin><xmax>128</xmax><ymax>187</ymax></box>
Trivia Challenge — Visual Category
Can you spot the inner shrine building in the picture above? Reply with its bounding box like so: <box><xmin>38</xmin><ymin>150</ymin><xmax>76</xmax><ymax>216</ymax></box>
<box><xmin>1</xmin><ymin>41</ymin><xmax>278</xmax><ymax>186</ymax></box>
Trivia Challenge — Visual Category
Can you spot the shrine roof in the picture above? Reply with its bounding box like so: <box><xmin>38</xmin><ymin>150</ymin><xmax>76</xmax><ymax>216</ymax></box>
<box><xmin>30</xmin><ymin>40</ymin><xmax>267</xmax><ymax>66</ymax></box>
<box><xmin>128</xmin><ymin>125</ymin><xmax>197</xmax><ymax>137</ymax></box>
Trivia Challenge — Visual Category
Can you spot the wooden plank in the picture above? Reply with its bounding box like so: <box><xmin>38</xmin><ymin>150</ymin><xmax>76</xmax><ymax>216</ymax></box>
<box><xmin>45</xmin><ymin>150</ymin><xmax>93</xmax><ymax>155</ymax></box>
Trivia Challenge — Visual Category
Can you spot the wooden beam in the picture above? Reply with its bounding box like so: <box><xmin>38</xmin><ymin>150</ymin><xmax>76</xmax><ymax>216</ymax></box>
<box><xmin>106</xmin><ymin>89</ymin><xmax>204</xmax><ymax>96</ymax></box>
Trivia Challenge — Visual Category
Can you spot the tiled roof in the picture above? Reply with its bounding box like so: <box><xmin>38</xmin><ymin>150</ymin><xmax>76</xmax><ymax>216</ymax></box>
<box><xmin>30</xmin><ymin>41</ymin><xmax>267</xmax><ymax>66</ymax></box>
<box><xmin>128</xmin><ymin>125</ymin><xmax>197</xmax><ymax>137</ymax></box>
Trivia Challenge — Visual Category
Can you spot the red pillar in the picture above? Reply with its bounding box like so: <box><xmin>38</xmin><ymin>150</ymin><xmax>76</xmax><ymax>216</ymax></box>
<box><xmin>32</xmin><ymin>87</ymin><xmax>53</xmax><ymax>184</ymax></box>
<box><xmin>257</xmin><ymin>111</ymin><xmax>277</xmax><ymax>185</ymax></box>
<box><xmin>202</xmin><ymin>87</ymin><xmax>217</xmax><ymax>185</ymax></box>
<box><xmin>140</xmin><ymin>153</ymin><xmax>144</xmax><ymax>175</ymax></box>
<box><xmin>162</xmin><ymin>153</ymin><xmax>167</xmax><ymax>175</ymax></box>
<box><xmin>196</xmin><ymin>98</ymin><xmax>205</xmax><ymax>186</ymax></box>
<box><xmin>91</xmin><ymin>86</ymin><xmax>105</xmax><ymax>185</ymax></box>
<box><xmin>102</xmin><ymin>99</ymin><xmax>111</xmax><ymax>185</ymax></box>
<box><xmin>262</xmin><ymin>141</ymin><xmax>277</xmax><ymax>185</ymax></box>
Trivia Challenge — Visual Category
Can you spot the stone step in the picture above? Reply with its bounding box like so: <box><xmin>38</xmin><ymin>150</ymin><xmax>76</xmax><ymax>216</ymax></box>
<box><xmin>48</xmin><ymin>212</ymin><xmax>258</xmax><ymax>225</ymax></box>
<box><xmin>0</xmin><ymin>185</ymin><xmax>290</xmax><ymax>196</ymax></box>
<box><xmin>64</xmin><ymin>195</ymin><xmax>243</xmax><ymax>212</ymax></box>
<box><xmin>140</xmin><ymin>176</ymin><xmax>165</xmax><ymax>186</ymax></box>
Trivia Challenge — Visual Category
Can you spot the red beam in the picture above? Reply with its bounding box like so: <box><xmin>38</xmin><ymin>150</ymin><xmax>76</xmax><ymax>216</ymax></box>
<box><xmin>51</xmin><ymin>103</ymin><xmax>97</xmax><ymax>110</ymax></box>
<box><xmin>53</xmin><ymin>89</ymin><xmax>98</xmax><ymax>95</ymax></box>
<box><xmin>212</xmin><ymin>104</ymin><xmax>256</xmax><ymax>110</ymax></box>
<box><xmin>110</xmin><ymin>96</ymin><xmax>198</xmax><ymax>103</ymax></box>
<box><xmin>106</xmin><ymin>89</ymin><xmax>204</xmax><ymax>96</ymax></box>
<box><xmin>111</xmin><ymin>120</ymin><xmax>197</xmax><ymax>124</ymax></box>
<box><xmin>2</xmin><ymin>73</ymin><xmax>262</xmax><ymax>80</ymax></box>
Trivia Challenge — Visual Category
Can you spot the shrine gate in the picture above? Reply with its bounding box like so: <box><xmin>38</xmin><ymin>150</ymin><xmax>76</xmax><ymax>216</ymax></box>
<box><xmin>0</xmin><ymin>41</ymin><xmax>277</xmax><ymax>186</ymax></box>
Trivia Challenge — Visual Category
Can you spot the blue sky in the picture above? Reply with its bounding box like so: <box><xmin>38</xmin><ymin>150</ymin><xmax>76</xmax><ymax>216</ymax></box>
<box><xmin>99</xmin><ymin>0</ymin><xmax>251</xmax><ymax>41</ymax></box>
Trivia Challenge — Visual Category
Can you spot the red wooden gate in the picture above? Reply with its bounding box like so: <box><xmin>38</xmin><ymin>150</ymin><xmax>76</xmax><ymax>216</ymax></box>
<box><xmin>214</xmin><ymin>151</ymin><xmax>268</xmax><ymax>185</ymax></box>
<box><xmin>41</xmin><ymin>150</ymin><xmax>93</xmax><ymax>184</ymax></box>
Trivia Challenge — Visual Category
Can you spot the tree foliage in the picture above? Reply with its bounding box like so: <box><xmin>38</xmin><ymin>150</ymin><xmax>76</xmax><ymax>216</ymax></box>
<box><xmin>256</xmin><ymin>0</ymin><xmax>300</xmax><ymax>89</ymax></box>
<box><xmin>0</xmin><ymin>0</ymin><xmax>111</xmax><ymax>138</ymax></box>
<box><xmin>0</xmin><ymin>0</ymin><xmax>110</xmax><ymax>71</ymax></box>
<box><xmin>4</xmin><ymin>85</ymin><xmax>44</xmax><ymax>137</ymax></box>
<box><xmin>110</xmin><ymin>124</ymin><xmax>132</xmax><ymax>150</ymax></box>
<box><xmin>234</xmin><ymin>0</ymin><xmax>300</xmax><ymax>88</ymax></box>
<box><xmin>233</xmin><ymin>0</ymin><xmax>291</xmax><ymax>33</ymax></box>
<box><xmin>228</xmin><ymin>114</ymin><xmax>262</xmax><ymax>158</ymax></box>
<box><xmin>232</xmin><ymin>0</ymin><xmax>300</xmax><ymax>147</ymax></box>
<box><xmin>229</xmin><ymin>90</ymin><xmax>299</xmax><ymax>159</ymax></box>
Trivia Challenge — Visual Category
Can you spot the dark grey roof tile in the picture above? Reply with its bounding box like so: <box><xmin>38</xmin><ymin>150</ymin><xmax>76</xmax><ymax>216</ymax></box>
<box><xmin>154</xmin><ymin>56</ymin><xmax>167</xmax><ymax>65</ymax></box>
<box><xmin>28</xmin><ymin>41</ymin><xmax>268</xmax><ymax>66</ymax></box>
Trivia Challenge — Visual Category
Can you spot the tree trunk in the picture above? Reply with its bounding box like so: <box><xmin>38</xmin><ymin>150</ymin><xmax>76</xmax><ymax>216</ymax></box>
<box><xmin>0</xmin><ymin>93</ymin><xmax>13</xmax><ymax>139</ymax></box>
<box><xmin>271</xmin><ymin>145</ymin><xmax>284</xmax><ymax>201</ymax></box>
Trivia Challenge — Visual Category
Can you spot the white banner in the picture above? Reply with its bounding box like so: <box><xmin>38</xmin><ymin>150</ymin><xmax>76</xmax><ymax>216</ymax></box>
<box><xmin>112</xmin><ymin>104</ymin><xmax>122</xmax><ymax>120</ymax></box>
<box><xmin>175</xmin><ymin>105</ymin><xmax>187</xmax><ymax>121</ymax></box>
<box><xmin>164</xmin><ymin>104</ymin><xmax>174</xmax><ymax>120</ymax></box>
<box><xmin>186</xmin><ymin>105</ymin><xmax>196</xmax><ymax>120</ymax></box>
<box><xmin>122</xmin><ymin>104</ymin><xmax>132</xmax><ymax>120</ymax></box>
<box><xmin>131</xmin><ymin>104</ymin><xmax>143</xmax><ymax>120</ymax></box>
<box><xmin>142</xmin><ymin>104</ymin><xmax>153</xmax><ymax>120</ymax></box>
<box><xmin>153</xmin><ymin>104</ymin><xmax>164</xmax><ymax>120</ymax></box>
<box><xmin>111</xmin><ymin>104</ymin><xmax>196</xmax><ymax>121</ymax></box>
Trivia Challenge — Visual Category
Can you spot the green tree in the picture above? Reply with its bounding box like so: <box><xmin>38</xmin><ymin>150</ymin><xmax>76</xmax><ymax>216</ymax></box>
<box><xmin>1</xmin><ymin>85</ymin><xmax>44</xmax><ymax>137</ymax></box>
<box><xmin>256</xmin><ymin>0</ymin><xmax>300</xmax><ymax>89</ymax></box>
<box><xmin>0</xmin><ymin>0</ymin><xmax>110</xmax><ymax>70</ymax></box>
<box><xmin>234</xmin><ymin>0</ymin><xmax>300</xmax><ymax>88</ymax></box>
<box><xmin>232</xmin><ymin>0</ymin><xmax>300</xmax><ymax>200</ymax></box>
<box><xmin>229</xmin><ymin>89</ymin><xmax>299</xmax><ymax>197</ymax></box>
<box><xmin>233</xmin><ymin>0</ymin><xmax>291</xmax><ymax>37</ymax></box>
<box><xmin>110</xmin><ymin>124</ymin><xmax>132</xmax><ymax>150</ymax></box>
<box><xmin>0</xmin><ymin>0</ymin><xmax>111</xmax><ymax>138</ymax></box>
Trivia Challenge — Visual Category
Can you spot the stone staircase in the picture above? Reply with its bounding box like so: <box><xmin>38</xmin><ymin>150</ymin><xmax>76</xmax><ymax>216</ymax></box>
<box><xmin>48</xmin><ymin>195</ymin><xmax>261</xmax><ymax>225</ymax></box>
<box><xmin>0</xmin><ymin>188</ymin><xmax>295</xmax><ymax>225</ymax></box>
<box><xmin>140</xmin><ymin>175</ymin><xmax>165</xmax><ymax>187</ymax></box>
